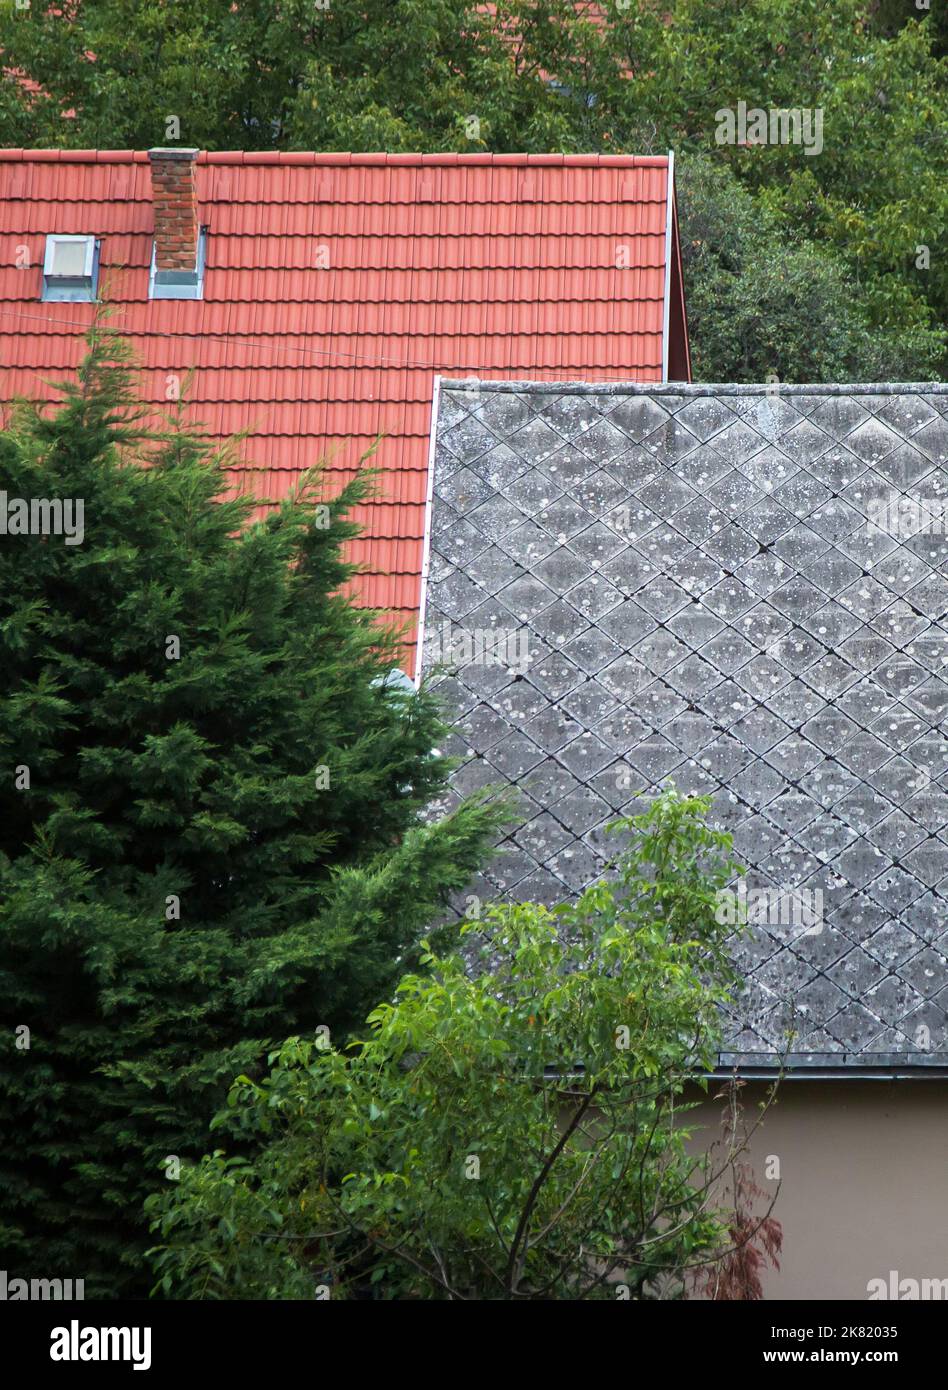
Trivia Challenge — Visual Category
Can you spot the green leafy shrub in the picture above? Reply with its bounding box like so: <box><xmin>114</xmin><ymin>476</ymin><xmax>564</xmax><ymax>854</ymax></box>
<box><xmin>147</xmin><ymin>790</ymin><xmax>770</xmax><ymax>1301</ymax></box>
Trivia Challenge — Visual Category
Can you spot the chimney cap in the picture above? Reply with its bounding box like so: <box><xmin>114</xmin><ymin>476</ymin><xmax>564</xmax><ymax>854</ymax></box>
<box><xmin>147</xmin><ymin>147</ymin><xmax>200</xmax><ymax>161</ymax></box>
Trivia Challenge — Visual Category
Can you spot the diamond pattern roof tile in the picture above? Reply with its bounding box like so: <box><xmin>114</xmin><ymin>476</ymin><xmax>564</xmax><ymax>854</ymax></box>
<box><xmin>425</xmin><ymin>380</ymin><xmax>948</xmax><ymax>1069</ymax></box>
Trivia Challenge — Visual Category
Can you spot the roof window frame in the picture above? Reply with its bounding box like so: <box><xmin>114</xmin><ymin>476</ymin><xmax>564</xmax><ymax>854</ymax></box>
<box><xmin>41</xmin><ymin>234</ymin><xmax>100</xmax><ymax>302</ymax></box>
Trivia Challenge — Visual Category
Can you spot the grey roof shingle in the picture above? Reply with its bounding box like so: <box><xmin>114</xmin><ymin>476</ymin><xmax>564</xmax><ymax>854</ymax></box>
<box><xmin>423</xmin><ymin>380</ymin><xmax>948</xmax><ymax>1070</ymax></box>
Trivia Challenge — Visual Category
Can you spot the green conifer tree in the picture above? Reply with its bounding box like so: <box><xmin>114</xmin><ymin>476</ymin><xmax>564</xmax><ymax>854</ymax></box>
<box><xmin>0</xmin><ymin>325</ymin><xmax>506</xmax><ymax>1296</ymax></box>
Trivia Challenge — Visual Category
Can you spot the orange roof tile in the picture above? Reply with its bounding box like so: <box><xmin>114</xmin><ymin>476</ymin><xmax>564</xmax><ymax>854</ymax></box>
<box><xmin>0</xmin><ymin>150</ymin><xmax>682</xmax><ymax>673</ymax></box>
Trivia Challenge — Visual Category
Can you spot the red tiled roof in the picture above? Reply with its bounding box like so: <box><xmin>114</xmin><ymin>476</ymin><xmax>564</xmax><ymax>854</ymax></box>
<box><xmin>0</xmin><ymin>150</ymin><xmax>677</xmax><ymax>673</ymax></box>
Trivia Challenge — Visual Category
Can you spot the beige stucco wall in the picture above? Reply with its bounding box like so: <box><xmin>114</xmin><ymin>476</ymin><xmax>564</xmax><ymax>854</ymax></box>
<box><xmin>688</xmin><ymin>1081</ymin><xmax>948</xmax><ymax>1300</ymax></box>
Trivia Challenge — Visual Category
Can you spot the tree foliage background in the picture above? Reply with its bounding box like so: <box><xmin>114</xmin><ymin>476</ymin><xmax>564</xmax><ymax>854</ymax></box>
<box><xmin>0</xmin><ymin>327</ymin><xmax>506</xmax><ymax>1296</ymax></box>
<box><xmin>0</xmin><ymin>0</ymin><xmax>944</xmax><ymax>381</ymax></box>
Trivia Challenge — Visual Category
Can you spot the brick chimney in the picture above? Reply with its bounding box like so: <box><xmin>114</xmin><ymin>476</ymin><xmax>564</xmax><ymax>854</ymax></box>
<box><xmin>147</xmin><ymin>148</ymin><xmax>200</xmax><ymax>272</ymax></box>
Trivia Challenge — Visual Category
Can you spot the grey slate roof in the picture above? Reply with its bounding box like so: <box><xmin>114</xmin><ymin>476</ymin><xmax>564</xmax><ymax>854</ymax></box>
<box><xmin>422</xmin><ymin>379</ymin><xmax>948</xmax><ymax>1070</ymax></box>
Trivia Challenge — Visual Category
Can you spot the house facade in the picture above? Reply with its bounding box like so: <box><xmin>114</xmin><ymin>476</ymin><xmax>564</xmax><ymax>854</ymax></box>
<box><xmin>421</xmin><ymin>377</ymin><xmax>948</xmax><ymax>1298</ymax></box>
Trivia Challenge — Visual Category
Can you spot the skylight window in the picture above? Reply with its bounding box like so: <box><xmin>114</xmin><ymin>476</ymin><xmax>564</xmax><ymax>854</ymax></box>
<box><xmin>42</xmin><ymin>235</ymin><xmax>100</xmax><ymax>302</ymax></box>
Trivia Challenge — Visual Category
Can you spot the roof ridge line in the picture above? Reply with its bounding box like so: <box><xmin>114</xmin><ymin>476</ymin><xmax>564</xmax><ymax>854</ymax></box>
<box><xmin>440</xmin><ymin>378</ymin><xmax>948</xmax><ymax>395</ymax></box>
<box><xmin>0</xmin><ymin>149</ymin><xmax>668</xmax><ymax>168</ymax></box>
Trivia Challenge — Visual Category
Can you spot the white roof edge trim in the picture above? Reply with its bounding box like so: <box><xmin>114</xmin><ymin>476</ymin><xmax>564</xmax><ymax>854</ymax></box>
<box><xmin>660</xmin><ymin>149</ymin><xmax>674</xmax><ymax>384</ymax></box>
<box><xmin>414</xmin><ymin>372</ymin><xmax>442</xmax><ymax>688</ymax></box>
